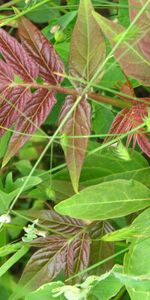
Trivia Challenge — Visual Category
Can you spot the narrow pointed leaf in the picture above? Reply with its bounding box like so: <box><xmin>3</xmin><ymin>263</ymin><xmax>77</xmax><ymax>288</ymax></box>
<box><xmin>59</xmin><ymin>95</ymin><xmax>91</xmax><ymax>192</ymax></box>
<box><xmin>129</xmin><ymin>0</ymin><xmax>150</xmax><ymax>60</ymax></box>
<box><xmin>93</xmin><ymin>11</ymin><xmax>150</xmax><ymax>85</ymax></box>
<box><xmin>55</xmin><ymin>179</ymin><xmax>150</xmax><ymax>220</ymax></box>
<box><xmin>69</xmin><ymin>0</ymin><xmax>106</xmax><ymax>85</ymax></box>
<box><xmin>18</xmin><ymin>17</ymin><xmax>64</xmax><ymax>84</ymax></box>
<box><xmin>3</xmin><ymin>89</ymin><xmax>56</xmax><ymax>166</ymax></box>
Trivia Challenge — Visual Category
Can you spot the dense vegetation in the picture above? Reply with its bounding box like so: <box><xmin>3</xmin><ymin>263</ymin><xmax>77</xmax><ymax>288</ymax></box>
<box><xmin>0</xmin><ymin>0</ymin><xmax>150</xmax><ymax>299</ymax></box>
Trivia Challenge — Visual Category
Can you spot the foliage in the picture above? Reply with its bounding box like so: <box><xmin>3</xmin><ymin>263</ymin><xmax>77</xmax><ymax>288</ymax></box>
<box><xmin>0</xmin><ymin>0</ymin><xmax>150</xmax><ymax>300</ymax></box>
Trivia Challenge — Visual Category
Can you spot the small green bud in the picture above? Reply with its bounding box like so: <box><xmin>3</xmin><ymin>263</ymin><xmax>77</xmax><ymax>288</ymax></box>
<box><xmin>46</xmin><ymin>187</ymin><xmax>56</xmax><ymax>201</ymax></box>
<box><xmin>54</xmin><ymin>30</ymin><xmax>66</xmax><ymax>43</ymax></box>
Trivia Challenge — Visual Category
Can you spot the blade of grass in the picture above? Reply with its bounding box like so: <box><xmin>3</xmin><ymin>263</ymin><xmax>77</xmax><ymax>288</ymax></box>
<box><xmin>0</xmin><ymin>245</ymin><xmax>29</xmax><ymax>278</ymax></box>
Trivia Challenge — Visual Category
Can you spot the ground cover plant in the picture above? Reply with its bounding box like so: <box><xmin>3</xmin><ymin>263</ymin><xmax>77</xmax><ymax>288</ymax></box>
<box><xmin>0</xmin><ymin>0</ymin><xmax>150</xmax><ymax>299</ymax></box>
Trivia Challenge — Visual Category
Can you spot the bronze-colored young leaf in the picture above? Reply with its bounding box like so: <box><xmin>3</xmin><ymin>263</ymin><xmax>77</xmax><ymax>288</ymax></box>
<box><xmin>0</xmin><ymin>60</ymin><xmax>32</xmax><ymax>136</ymax></box>
<box><xmin>129</xmin><ymin>0</ymin><xmax>150</xmax><ymax>60</ymax></box>
<box><xmin>93</xmin><ymin>11</ymin><xmax>150</xmax><ymax>86</ymax></box>
<box><xmin>69</xmin><ymin>0</ymin><xmax>106</xmax><ymax>86</ymax></box>
<box><xmin>0</xmin><ymin>17</ymin><xmax>67</xmax><ymax>165</ymax></box>
<box><xmin>59</xmin><ymin>95</ymin><xmax>91</xmax><ymax>193</ymax></box>
<box><xmin>3</xmin><ymin>89</ymin><xmax>56</xmax><ymax>166</ymax></box>
<box><xmin>18</xmin><ymin>17</ymin><xmax>64</xmax><ymax>84</ymax></box>
<box><xmin>105</xmin><ymin>81</ymin><xmax>150</xmax><ymax>158</ymax></box>
<box><xmin>20</xmin><ymin>235</ymin><xmax>90</xmax><ymax>290</ymax></box>
<box><xmin>0</xmin><ymin>28</ymin><xmax>38</xmax><ymax>81</ymax></box>
<box><xmin>21</xmin><ymin>209</ymin><xmax>85</xmax><ymax>236</ymax></box>
<box><xmin>20</xmin><ymin>236</ymin><xmax>68</xmax><ymax>290</ymax></box>
<box><xmin>89</xmin><ymin>222</ymin><xmax>114</xmax><ymax>276</ymax></box>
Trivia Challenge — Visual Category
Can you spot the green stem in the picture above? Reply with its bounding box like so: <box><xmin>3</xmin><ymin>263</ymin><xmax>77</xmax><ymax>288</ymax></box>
<box><xmin>0</xmin><ymin>0</ymin><xmax>19</xmax><ymax>9</ymax></box>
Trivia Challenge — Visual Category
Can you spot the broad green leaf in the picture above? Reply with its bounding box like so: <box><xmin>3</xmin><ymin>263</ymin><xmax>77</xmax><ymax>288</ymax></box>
<box><xmin>93</xmin><ymin>11</ymin><xmax>150</xmax><ymax>86</ymax></box>
<box><xmin>69</xmin><ymin>0</ymin><xmax>106</xmax><ymax>85</ymax></box>
<box><xmin>26</xmin><ymin>266</ymin><xmax>123</xmax><ymax>300</ymax></box>
<box><xmin>59</xmin><ymin>96</ymin><xmax>91</xmax><ymax>193</ymax></box>
<box><xmin>124</xmin><ymin>225</ymin><xmax>150</xmax><ymax>299</ymax></box>
<box><xmin>17</xmin><ymin>0</ymin><xmax>61</xmax><ymax>24</ymax></box>
<box><xmin>54</xmin><ymin>148</ymin><xmax>150</xmax><ymax>187</ymax></box>
<box><xmin>55</xmin><ymin>179</ymin><xmax>150</xmax><ymax>221</ymax></box>
<box><xmin>102</xmin><ymin>207</ymin><xmax>150</xmax><ymax>242</ymax></box>
<box><xmin>89</xmin><ymin>265</ymin><xmax>123</xmax><ymax>300</ymax></box>
<box><xmin>25</xmin><ymin>282</ymin><xmax>65</xmax><ymax>300</ymax></box>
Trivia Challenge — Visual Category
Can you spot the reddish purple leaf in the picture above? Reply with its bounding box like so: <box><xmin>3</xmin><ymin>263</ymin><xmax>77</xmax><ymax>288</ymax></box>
<box><xmin>0</xmin><ymin>21</ymin><xmax>63</xmax><ymax>166</ymax></box>
<box><xmin>105</xmin><ymin>82</ymin><xmax>150</xmax><ymax>157</ymax></box>
<box><xmin>71</xmin><ymin>233</ymin><xmax>90</xmax><ymax>278</ymax></box>
<box><xmin>0</xmin><ymin>60</ymin><xmax>32</xmax><ymax>136</ymax></box>
<box><xmin>89</xmin><ymin>222</ymin><xmax>114</xmax><ymax>275</ymax></box>
<box><xmin>93</xmin><ymin>12</ymin><xmax>150</xmax><ymax>86</ymax></box>
<box><xmin>0</xmin><ymin>28</ymin><xmax>38</xmax><ymax>81</ymax></box>
<box><xmin>18</xmin><ymin>17</ymin><xmax>64</xmax><ymax>85</ymax></box>
<box><xmin>19</xmin><ymin>210</ymin><xmax>91</xmax><ymax>291</ymax></box>
<box><xmin>22</xmin><ymin>209</ymin><xmax>85</xmax><ymax>237</ymax></box>
<box><xmin>129</xmin><ymin>0</ymin><xmax>150</xmax><ymax>60</ymax></box>
<box><xmin>3</xmin><ymin>89</ymin><xmax>56</xmax><ymax>166</ymax></box>
<box><xmin>59</xmin><ymin>95</ymin><xmax>91</xmax><ymax>192</ymax></box>
<box><xmin>20</xmin><ymin>236</ymin><xmax>67</xmax><ymax>290</ymax></box>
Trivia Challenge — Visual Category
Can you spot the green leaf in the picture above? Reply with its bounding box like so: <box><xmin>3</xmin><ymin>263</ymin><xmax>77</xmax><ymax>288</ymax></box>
<box><xmin>90</xmin><ymin>265</ymin><xmax>123</xmax><ymax>300</ymax></box>
<box><xmin>92</xmin><ymin>103</ymin><xmax>114</xmax><ymax>135</ymax></box>
<box><xmin>55</xmin><ymin>180</ymin><xmax>150</xmax><ymax>221</ymax></box>
<box><xmin>102</xmin><ymin>207</ymin><xmax>150</xmax><ymax>242</ymax></box>
<box><xmin>25</xmin><ymin>282</ymin><xmax>65</xmax><ymax>300</ymax></box>
<box><xmin>0</xmin><ymin>131</ymin><xmax>11</xmax><ymax>159</ymax></box>
<box><xmin>54</xmin><ymin>148</ymin><xmax>150</xmax><ymax>187</ymax></box>
<box><xmin>69</xmin><ymin>0</ymin><xmax>106</xmax><ymax>85</ymax></box>
<box><xmin>0</xmin><ymin>245</ymin><xmax>29</xmax><ymax>278</ymax></box>
<box><xmin>0</xmin><ymin>242</ymin><xmax>22</xmax><ymax>257</ymax></box>
<box><xmin>118</xmin><ymin>0</ymin><xmax>130</xmax><ymax>27</ymax></box>
<box><xmin>43</xmin><ymin>11</ymin><xmax>77</xmax><ymax>40</ymax></box>
<box><xmin>25</xmin><ymin>267</ymin><xmax>123</xmax><ymax>300</ymax></box>
<box><xmin>17</xmin><ymin>0</ymin><xmax>61</xmax><ymax>23</ymax></box>
<box><xmin>0</xmin><ymin>176</ymin><xmax>41</xmax><ymax>214</ymax></box>
<box><xmin>124</xmin><ymin>228</ymin><xmax>150</xmax><ymax>299</ymax></box>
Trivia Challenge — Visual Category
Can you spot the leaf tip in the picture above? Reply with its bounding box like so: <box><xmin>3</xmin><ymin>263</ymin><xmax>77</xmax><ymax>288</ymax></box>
<box><xmin>2</xmin><ymin>152</ymin><xmax>11</xmax><ymax>168</ymax></box>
